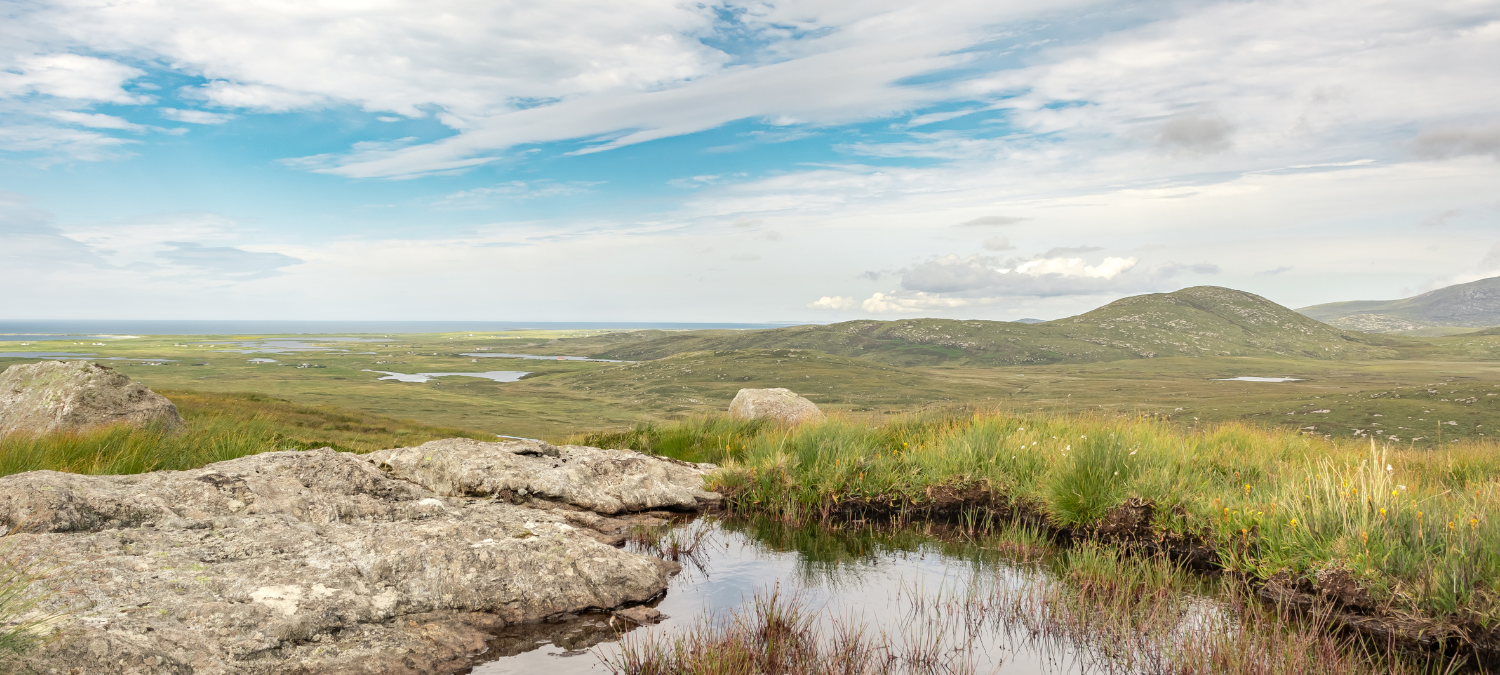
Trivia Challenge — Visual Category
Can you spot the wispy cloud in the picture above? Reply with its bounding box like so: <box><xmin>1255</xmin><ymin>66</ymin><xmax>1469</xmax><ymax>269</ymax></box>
<box><xmin>159</xmin><ymin>108</ymin><xmax>235</xmax><ymax>125</ymax></box>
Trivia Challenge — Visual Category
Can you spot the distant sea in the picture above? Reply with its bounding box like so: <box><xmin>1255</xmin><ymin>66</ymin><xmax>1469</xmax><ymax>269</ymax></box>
<box><xmin>0</xmin><ymin>320</ymin><xmax>799</xmax><ymax>339</ymax></box>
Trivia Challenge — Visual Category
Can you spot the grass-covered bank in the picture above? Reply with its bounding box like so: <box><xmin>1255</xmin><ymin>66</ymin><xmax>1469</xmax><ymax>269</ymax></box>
<box><xmin>0</xmin><ymin>389</ymin><xmax>491</xmax><ymax>477</ymax></box>
<box><xmin>579</xmin><ymin>412</ymin><xmax>1500</xmax><ymax>660</ymax></box>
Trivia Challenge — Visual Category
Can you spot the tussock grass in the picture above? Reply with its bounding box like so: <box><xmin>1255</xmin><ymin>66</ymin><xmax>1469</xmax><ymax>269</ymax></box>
<box><xmin>0</xmin><ymin>534</ymin><xmax>79</xmax><ymax>664</ymax></box>
<box><xmin>0</xmin><ymin>389</ymin><xmax>491</xmax><ymax>478</ymax></box>
<box><xmin>580</xmin><ymin>411</ymin><xmax>1500</xmax><ymax>637</ymax></box>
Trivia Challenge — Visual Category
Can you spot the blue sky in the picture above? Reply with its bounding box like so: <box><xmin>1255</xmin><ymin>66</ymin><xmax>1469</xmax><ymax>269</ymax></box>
<box><xmin>2</xmin><ymin>0</ymin><xmax>1498</xmax><ymax>321</ymax></box>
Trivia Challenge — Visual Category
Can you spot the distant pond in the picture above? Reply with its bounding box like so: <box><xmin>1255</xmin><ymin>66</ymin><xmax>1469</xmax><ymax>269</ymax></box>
<box><xmin>462</xmin><ymin>352</ymin><xmax>629</xmax><ymax>363</ymax></box>
<box><xmin>363</xmin><ymin>370</ymin><xmax>531</xmax><ymax>383</ymax></box>
<box><xmin>1214</xmin><ymin>376</ymin><xmax>1303</xmax><ymax>382</ymax></box>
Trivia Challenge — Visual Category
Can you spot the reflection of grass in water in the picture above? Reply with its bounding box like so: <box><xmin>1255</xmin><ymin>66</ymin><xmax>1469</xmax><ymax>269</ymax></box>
<box><xmin>606</xmin><ymin>546</ymin><xmax>1462</xmax><ymax>675</ymax></box>
<box><xmin>605</xmin><ymin>584</ymin><xmax>993</xmax><ymax>675</ymax></box>
<box><xmin>627</xmin><ymin>519</ymin><xmax>716</xmax><ymax>578</ymax></box>
<box><xmin>0</xmin><ymin>390</ymin><xmax>491</xmax><ymax>477</ymax></box>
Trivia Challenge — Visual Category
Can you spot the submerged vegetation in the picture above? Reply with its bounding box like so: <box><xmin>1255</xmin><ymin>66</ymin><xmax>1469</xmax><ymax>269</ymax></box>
<box><xmin>582</xmin><ymin>411</ymin><xmax>1500</xmax><ymax>659</ymax></box>
<box><xmin>0</xmin><ymin>389</ymin><xmax>489</xmax><ymax>477</ymax></box>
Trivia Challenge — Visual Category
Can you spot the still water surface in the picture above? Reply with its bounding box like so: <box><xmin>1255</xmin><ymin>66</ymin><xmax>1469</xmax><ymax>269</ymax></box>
<box><xmin>472</xmin><ymin>519</ymin><xmax>1115</xmax><ymax>674</ymax></box>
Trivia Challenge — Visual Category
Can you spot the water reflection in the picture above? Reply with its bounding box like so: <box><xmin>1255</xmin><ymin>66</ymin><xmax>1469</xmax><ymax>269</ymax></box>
<box><xmin>462</xmin><ymin>352</ymin><xmax>630</xmax><ymax>362</ymax></box>
<box><xmin>472</xmin><ymin>519</ymin><xmax>1064</xmax><ymax>674</ymax></box>
<box><xmin>362</xmin><ymin>369</ymin><xmax>530</xmax><ymax>383</ymax></box>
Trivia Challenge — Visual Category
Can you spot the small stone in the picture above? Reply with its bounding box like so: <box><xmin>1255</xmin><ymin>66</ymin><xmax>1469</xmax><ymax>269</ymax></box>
<box><xmin>613</xmin><ymin>606</ymin><xmax>665</xmax><ymax>626</ymax></box>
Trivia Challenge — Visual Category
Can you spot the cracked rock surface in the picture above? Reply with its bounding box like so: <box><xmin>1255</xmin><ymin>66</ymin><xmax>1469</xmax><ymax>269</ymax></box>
<box><xmin>367</xmin><ymin>438</ymin><xmax>722</xmax><ymax>515</ymax></box>
<box><xmin>2</xmin><ymin>442</ymin><xmax>717</xmax><ymax>674</ymax></box>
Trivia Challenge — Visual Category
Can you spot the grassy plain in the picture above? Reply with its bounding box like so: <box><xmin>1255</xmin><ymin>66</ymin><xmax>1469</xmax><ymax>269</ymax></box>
<box><xmin>0</xmin><ymin>389</ymin><xmax>488</xmax><ymax>477</ymax></box>
<box><xmin>3</xmin><ymin>325</ymin><xmax>1500</xmax><ymax>443</ymax></box>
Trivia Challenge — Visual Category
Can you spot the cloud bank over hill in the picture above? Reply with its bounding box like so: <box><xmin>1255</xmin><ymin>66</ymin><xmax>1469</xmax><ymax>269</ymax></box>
<box><xmin>0</xmin><ymin>0</ymin><xmax>1497</xmax><ymax>320</ymax></box>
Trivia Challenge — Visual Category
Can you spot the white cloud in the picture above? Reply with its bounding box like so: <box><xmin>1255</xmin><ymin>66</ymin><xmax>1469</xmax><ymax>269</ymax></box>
<box><xmin>861</xmin><ymin>291</ymin><xmax>986</xmax><ymax>313</ymax></box>
<box><xmin>156</xmin><ymin>241</ymin><xmax>302</xmax><ymax>277</ymax></box>
<box><xmin>48</xmin><ymin>110</ymin><xmax>147</xmax><ymax>131</ymax></box>
<box><xmin>898</xmin><ymin>253</ymin><xmax>1138</xmax><ymax>296</ymax></box>
<box><xmin>958</xmin><ymin>215</ymin><xmax>1028</xmax><ymax>227</ymax></box>
<box><xmin>0</xmin><ymin>54</ymin><xmax>148</xmax><ymax>103</ymax></box>
<box><xmin>159</xmin><ymin>108</ymin><xmax>235</xmax><ymax>124</ymax></box>
<box><xmin>434</xmin><ymin>181</ymin><xmax>598</xmax><ymax>208</ymax></box>
<box><xmin>807</xmin><ymin>295</ymin><xmax>856</xmax><ymax>310</ymax></box>
<box><xmin>0</xmin><ymin>124</ymin><xmax>136</xmax><ymax>162</ymax></box>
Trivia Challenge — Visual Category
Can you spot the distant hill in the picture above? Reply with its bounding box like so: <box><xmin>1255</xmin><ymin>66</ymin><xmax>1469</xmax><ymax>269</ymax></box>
<box><xmin>545</xmin><ymin>286</ymin><xmax>1400</xmax><ymax>367</ymax></box>
<box><xmin>1297</xmin><ymin>276</ymin><xmax>1500</xmax><ymax>332</ymax></box>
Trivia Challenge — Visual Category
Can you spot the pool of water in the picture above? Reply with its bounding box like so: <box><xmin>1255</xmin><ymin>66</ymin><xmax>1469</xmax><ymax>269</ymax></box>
<box><xmin>363</xmin><ymin>370</ymin><xmax>531</xmax><ymax>383</ymax></box>
<box><xmin>1214</xmin><ymin>376</ymin><xmax>1303</xmax><ymax>382</ymax></box>
<box><xmin>469</xmin><ymin>519</ymin><xmax>1171</xmax><ymax>675</ymax></box>
<box><xmin>209</xmin><ymin>337</ymin><xmax>388</xmax><ymax>354</ymax></box>
<box><xmin>0</xmin><ymin>353</ymin><xmax>174</xmax><ymax>362</ymax></box>
<box><xmin>0</xmin><ymin>335</ymin><xmax>127</xmax><ymax>342</ymax></box>
<box><xmin>462</xmin><ymin>353</ymin><xmax>629</xmax><ymax>363</ymax></box>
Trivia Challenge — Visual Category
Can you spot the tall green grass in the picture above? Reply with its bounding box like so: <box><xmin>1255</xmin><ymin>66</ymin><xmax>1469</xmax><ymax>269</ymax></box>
<box><xmin>0</xmin><ymin>534</ymin><xmax>77</xmax><ymax>665</ymax></box>
<box><xmin>578</xmin><ymin>411</ymin><xmax>1500</xmax><ymax>631</ymax></box>
<box><xmin>0</xmin><ymin>389</ymin><xmax>492</xmax><ymax>478</ymax></box>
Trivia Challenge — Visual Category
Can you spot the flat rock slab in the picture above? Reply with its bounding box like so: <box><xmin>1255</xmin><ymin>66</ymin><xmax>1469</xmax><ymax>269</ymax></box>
<box><xmin>367</xmin><ymin>438</ymin><xmax>722</xmax><ymax>515</ymax></box>
<box><xmin>0</xmin><ymin>361</ymin><xmax>184</xmax><ymax>437</ymax></box>
<box><xmin>2</xmin><ymin>443</ymin><xmax>716</xmax><ymax>674</ymax></box>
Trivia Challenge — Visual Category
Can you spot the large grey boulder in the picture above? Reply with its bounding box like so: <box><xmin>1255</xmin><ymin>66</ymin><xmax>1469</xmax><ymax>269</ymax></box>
<box><xmin>728</xmin><ymin>387</ymin><xmax>823</xmax><ymax>424</ymax></box>
<box><xmin>0</xmin><ymin>361</ymin><xmax>184</xmax><ymax>437</ymax></box>
<box><xmin>0</xmin><ymin>442</ymin><xmax>716</xmax><ymax>674</ymax></box>
<box><xmin>366</xmin><ymin>438</ymin><xmax>722</xmax><ymax>515</ymax></box>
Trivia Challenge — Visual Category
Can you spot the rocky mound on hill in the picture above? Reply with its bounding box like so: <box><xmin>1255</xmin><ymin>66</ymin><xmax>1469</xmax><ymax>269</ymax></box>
<box><xmin>0</xmin><ymin>360</ymin><xmax>184</xmax><ymax>437</ymax></box>
<box><xmin>2</xmin><ymin>440</ymin><xmax>719</xmax><ymax>674</ymax></box>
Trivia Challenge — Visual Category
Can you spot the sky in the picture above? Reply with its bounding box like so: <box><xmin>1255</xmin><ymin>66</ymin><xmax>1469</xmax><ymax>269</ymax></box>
<box><xmin>1</xmin><ymin>0</ymin><xmax>1498</xmax><ymax>323</ymax></box>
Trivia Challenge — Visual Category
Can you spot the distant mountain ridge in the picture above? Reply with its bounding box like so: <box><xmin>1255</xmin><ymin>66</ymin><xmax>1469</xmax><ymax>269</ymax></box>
<box><xmin>544</xmin><ymin>286</ymin><xmax>1399</xmax><ymax>367</ymax></box>
<box><xmin>1297</xmin><ymin>276</ymin><xmax>1500</xmax><ymax>332</ymax></box>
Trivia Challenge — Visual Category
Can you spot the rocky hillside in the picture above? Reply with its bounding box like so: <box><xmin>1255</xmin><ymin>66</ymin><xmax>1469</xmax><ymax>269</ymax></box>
<box><xmin>1298</xmin><ymin>275</ymin><xmax>1500</xmax><ymax>332</ymax></box>
<box><xmin>546</xmin><ymin>286</ymin><xmax>1400</xmax><ymax>367</ymax></box>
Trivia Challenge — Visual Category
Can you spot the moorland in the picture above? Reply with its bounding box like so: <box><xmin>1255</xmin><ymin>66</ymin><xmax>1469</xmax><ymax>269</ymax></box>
<box><xmin>4</xmin><ymin>286</ymin><xmax>1496</xmax><ymax>445</ymax></box>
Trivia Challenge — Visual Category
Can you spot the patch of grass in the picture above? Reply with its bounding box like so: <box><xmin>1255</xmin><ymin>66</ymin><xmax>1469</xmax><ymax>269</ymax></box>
<box><xmin>0</xmin><ymin>389</ymin><xmax>492</xmax><ymax>478</ymax></box>
<box><xmin>609</xmin><ymin>411</ymin><xmax>1500</xmax><ymax>639</ymax></box>
<box><xmin>0</xmin><ymin>534</ymin><xmax>78</xmax><ymax>664</ymax></box>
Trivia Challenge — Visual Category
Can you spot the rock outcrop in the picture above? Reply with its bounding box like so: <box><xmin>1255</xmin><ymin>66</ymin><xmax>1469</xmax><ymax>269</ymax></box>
<box><xmin>367</xmin><ymin>438</ymin><xmax>721</xmax><ymax>515</ymax></box>
<box><xmin>0</xmin><ymin>361</ymin><xmax>184</xmax><ymax>437</ymax></box>
<box><xmin>728</xmin><ymin>387</ymin><xmax>823</xmax><ymax>424</ymax></box>
<box><xmin>2</xmin><ymin>441</ymin><xmax>719</xmax><ymax>674</ymax></box>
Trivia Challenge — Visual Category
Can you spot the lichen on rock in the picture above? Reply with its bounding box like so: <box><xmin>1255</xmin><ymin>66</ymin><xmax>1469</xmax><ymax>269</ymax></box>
<box><xmin>1</xmin><ymin>440</ymin><xmax>720</xmax><ymax>674</ymax></box>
